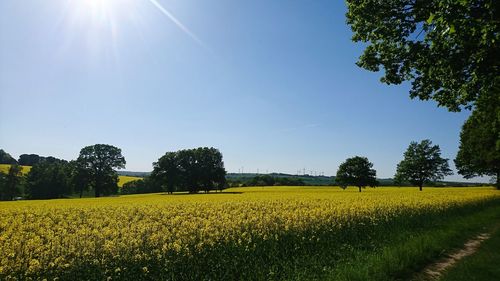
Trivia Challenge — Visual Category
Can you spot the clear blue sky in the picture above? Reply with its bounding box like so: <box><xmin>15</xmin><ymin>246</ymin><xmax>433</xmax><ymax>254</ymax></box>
<box><xmin>0</xmin><ymin>0</ymin><xmax>477</xmax><ymax>181</ymax></box>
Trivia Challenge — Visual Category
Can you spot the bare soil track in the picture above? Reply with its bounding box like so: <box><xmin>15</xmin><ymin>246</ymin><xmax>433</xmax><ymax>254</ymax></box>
<box><xmin>412</xmin><ymin>228</ymin><xmax>497</xmax><ymax>280</ymax></box>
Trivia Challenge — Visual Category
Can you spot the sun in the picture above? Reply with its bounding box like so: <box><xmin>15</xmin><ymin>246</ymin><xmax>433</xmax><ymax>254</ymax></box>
<box><xmin>56</xmin><ymin>0</ymin><xmax>132</xmax><ymax>61</ymax></box>
<box><xmin>82</xmin><ymin>0</ymin><xmax>112</xmax><ymax>10</ymax></box>
<box><xmin>56</xmin><ymin>0</ymin><xmax>205</xmax><ymax>61</ymax></box>
<box><xmin>78</xmin><ymin>0</ymin><xmax>115</xmax><ymax>22</ymax></box>
<box><xmin>66</xmin><ymin>0</ymin><xmax>141</xmax><ymax>30</ymax></box>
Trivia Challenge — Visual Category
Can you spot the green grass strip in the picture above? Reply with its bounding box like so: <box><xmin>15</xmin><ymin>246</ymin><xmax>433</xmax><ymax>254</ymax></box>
<box><xmin>438</xmin><ymin>225</ymin><xmax>500</xmax><ymax>281</ymax></box>
<box><xmin>324</xmin><ymin>203</ymin><xmax>500</xmax><ymax>281</ymax></box>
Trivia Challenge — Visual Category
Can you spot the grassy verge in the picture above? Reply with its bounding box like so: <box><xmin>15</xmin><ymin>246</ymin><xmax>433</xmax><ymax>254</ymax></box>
<box><xmin>438</xmin><ymin>226</ymin><xmax>500</xmax><ymax>281</ymax></box>
<box><xmin>324</xmin><ymin>202</ymin><xmax>500</xmax><ymax>281</ymax></box>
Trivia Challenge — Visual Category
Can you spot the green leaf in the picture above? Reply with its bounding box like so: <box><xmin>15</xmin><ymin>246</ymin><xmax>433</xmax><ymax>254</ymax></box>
<box><xmin>449</xmin><ymin>25</ymin><xmax>455</xmax><ymax>34</ymax></box>
<box><xmin>426</xmin><ymin>13</ymin><xmax>435</xmax><ymax>24</ymax></box>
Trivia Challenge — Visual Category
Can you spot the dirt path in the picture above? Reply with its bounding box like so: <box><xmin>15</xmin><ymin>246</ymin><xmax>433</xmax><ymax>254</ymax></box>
<box><xmin>412</xmin><ymin>231</ymin><xmax>493</xmax><ymax>280</ymax></box>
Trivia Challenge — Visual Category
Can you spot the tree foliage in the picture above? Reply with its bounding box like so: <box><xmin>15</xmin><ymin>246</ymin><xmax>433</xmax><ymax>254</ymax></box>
<box><xmin>67</xmin><ymin>160</ymin><xmax>92</xmax><ymax>198</ymax></box>
<box><xmin>77</xmin><ymin>144</ymin><xmax>126</xmax><ymax>197</ymax></box>
<box><xmin>26</xmin><ymin>159</ymin><xmax>72</xmax><ymax>199</ymax></box>
<box><xmin>455</xmin><ymin>82</ymin><xmax>500</xmax><ymax>189</ymax></box>
<box><xmin>120</xmin><ymin>177</ymin><xmax>162</xmax><ymax>195</ymax></box>
<box><xmin>247</xmin><ymin>175</ymin><xmax>305</xmax><ymax>187</ymax></box>
<box><xmin>152</xmin><ymin>151</ymin><xmax>180</xmax><ymax>193</ymax></box>
<box><xmin>18</xmin><ymin>154</ymin><xmax>44</xmax><ymax>166</ymax></box>
<box><xmin>335</xmin><ymin>156</ymin><xmax>378</xmax><ymax>192</ymax></box>
<box><xmin>395</xmin><ymin>140</ymin><xmax>452</xmax><ymax>191</ymax></box>
<box><xmin>152</xmin><ymin>147</ymin><xmax>227</xmax><ymax>193</ymax></box>
<box><xmin>346</xmin><ymin>0</ymin><xmax>499</xmax><ymax>111</ymax></box>
<box><xmin>0</xmin><ymin>149</ymin><xmax>17</xmax><ymax>165</ymax></box>
<box><xmin>227</xmin><ymin>175</ymin><xmax>305</xmax><ymax>187</ymax></box>
<box><xmin>0</xmin><ymin>164</ymin><xmax>23</xmax><ymax>200</ymax></box>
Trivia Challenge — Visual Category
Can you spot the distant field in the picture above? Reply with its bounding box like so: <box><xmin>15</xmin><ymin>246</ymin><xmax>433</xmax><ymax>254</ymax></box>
<box><xmin>0</xmin><ymin>164</ymin><xmax>31</xmax><ymax>174</ymax></box>
<box><xmin>117</xmin><ymin>175</ymin><xmax>142</xmax><ymax>187</ymax></box>
<box><xmin>0</xmin><ymin>186</ymin><xmax>499</xmax><ymax>280</ymax></box>
<box><xmin>0</xmin><ymin>164</ymin><xmax>140</xmax><ymax>187</ymax></box>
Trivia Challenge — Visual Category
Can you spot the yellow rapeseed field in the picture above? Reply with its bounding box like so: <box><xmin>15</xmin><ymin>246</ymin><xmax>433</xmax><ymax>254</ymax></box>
<box><xmin>0</xmin><ymin>187</ymin><xmax>499</xmax><ymax>280</ymax></box>
<box><xmin>117</xmin><ymin>176</ymin><xmax>142</xmax><ymax>187</ymax></box>
<box><xmin>0</xmin><ymin>164</ymin><xmax>31</xmax><ymax>175</ymax></box>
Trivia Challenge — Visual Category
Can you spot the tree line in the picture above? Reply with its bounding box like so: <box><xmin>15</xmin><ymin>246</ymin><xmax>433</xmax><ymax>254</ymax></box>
<box><xmin>0</xmin><ymin>136</ymin><xmax>491</xmax><ymax>200</ymax></box>
<box><xmin>336</xmin><ymin>139</ymin><xmax>452</xmax><ymax>192</ymax></box>
<box><xmin>0</xmin><ymin>150</ymin><xmax>69</xmax><ymax>166</ymax></box>
<box><xmin>0</xmin><ymin>146</ymin><xmax>227</xmax><ymax>200</ymax></box>
<box><xmin>0</xmin><ymin>145</ymin><xmax>125</xmax><ymax>200</ymax></box>
<box><xmin>227</xmin><ymin>174</ymin><xmax>306</xmax><ymax>187</ymax></box>
<box><xmin>0</xmin><ymin>136</ymin><xmax>497</xmax><ymax>200</ymax></box>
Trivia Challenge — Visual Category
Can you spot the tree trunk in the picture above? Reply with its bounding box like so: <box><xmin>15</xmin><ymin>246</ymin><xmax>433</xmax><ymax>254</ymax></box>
<box><xmin>419</xmin><ymin>185</ymin><xmax>423</xmax><ymax>191</ymax></box>
<box><xmin>358</xmin><ymin>186</ymin><xmax>361</xmax><ymax>192</ymax></box>
<box><xmin>79</xmin><ymin>187</ymin><xmax>83</xmax><ymax>198</ymax></box>
<box><xmin>94</xmin><ymin>183</ymin><xmax>100</xmax><ymax>197</ymax></box>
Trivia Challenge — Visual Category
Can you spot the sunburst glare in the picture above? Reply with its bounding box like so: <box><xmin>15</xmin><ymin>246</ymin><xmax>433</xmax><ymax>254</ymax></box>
<box><xmin>56</xmin><ymin>0</ymin><xmax>205</xmax><ymax>63</ymax></box>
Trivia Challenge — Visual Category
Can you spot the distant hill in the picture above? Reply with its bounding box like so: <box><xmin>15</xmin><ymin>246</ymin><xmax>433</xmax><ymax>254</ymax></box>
<box><xmin>226</xmin><ymin>173</ymin><xmax>487</xmax><ymax>187</ymax></box>
<box><xmin>117</xmin><ymin>171</ymin><xmax>151</xmax><ymax>177</ymax></box>
<box><xmin>227</xmin><ymin>173</ymin><xmax>334</xmax><ymax>186</ymax></box>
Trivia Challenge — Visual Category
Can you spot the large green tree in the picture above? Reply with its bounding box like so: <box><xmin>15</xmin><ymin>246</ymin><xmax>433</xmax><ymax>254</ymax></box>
<box><xmin>346</xmin><ymin>0</ymin><xmax>499</xmax><ymax>111</ymax></box>
<box><xmin>152</xmin><ymin>151</ymin><xmax>180</xmax><ymax>194</ymax></box>
<box><xmin>0</xmin><ymin>164</ymin><xmax>23</xmax><ymax>200</ymax></box>
<box><xmin>68</xmin><ymin>160</ymin><xmax>91</xmax><ymax>198</ymax></box>
<box><xmin>26</xmin><ymin>159</ymin><xmax>72</xmax><ymax>199</ymax></box>
<box><xmin>152</xmin><ymin>147</ymin><xmax>227</xmax><ymax>194</ymax></box>
<box><xmin>395</xmin><ymin>140</ymin><xmax>452</xmax><ymax>191</ymax></box>
<box><xmin>455</xmin><ymin>86</ymin><xmax>500</xmax><ymax>189</ymax></box>
<box><xmin>193</xmin><ymin>147</ymin><xmax>227</xmax><ymax>193</ymax></box>
<box><xmin>0</xmin><ymin>149</ymin><xmax>17</xmax><ymax>164</ymax></box>
<box><xmin>77</xmin><ymin>144</ymin><xmax>126</xmax><ymax>197</ymax></box>
<box><xmin>335</xmin><ymin>156</ymin><xmax>378</xmax><ymax>192</ymax></box>
<box><xmin>18</xmin><ymin>154</ymin><xmax>44</xmax><ymax>166</ymax></box>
